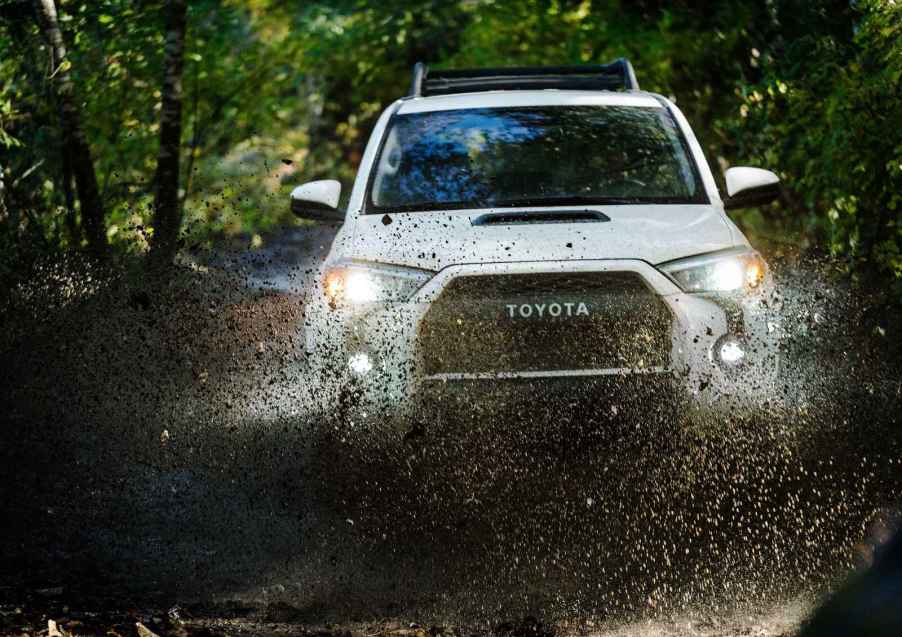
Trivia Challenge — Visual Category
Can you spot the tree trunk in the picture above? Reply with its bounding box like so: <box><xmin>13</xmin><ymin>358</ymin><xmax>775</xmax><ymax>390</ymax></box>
<box><xmin>149</xmin><ymin>0</ymin><xmax>188</xmax><ymax>268</ymax></box>
<box><xmin>0</xmin><ymin>161</ymin><xmax>8</xmax><ymax>224</ymax></box>
<box><xmin>60</xmin><ymin>144</ymin><xmax>80</xmax><ymax>247</ymax></box>
<box><xmin>33</xmin><ymin>0</ymin><xmax>107</xmax><ymax>259</ymax></box>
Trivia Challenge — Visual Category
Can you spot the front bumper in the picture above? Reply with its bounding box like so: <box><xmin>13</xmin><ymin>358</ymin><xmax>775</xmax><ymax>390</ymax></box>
<box><xmin>303</xmin><ymin>259</ymin><xmax>780</xmax><ymax>415</ymax></box>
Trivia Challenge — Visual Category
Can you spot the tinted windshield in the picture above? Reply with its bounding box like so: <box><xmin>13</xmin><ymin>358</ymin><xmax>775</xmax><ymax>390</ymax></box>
<box><xmin>368</xmin><ymin>105</ymin><xmax>707</xmax><ymax>212</ymax></box>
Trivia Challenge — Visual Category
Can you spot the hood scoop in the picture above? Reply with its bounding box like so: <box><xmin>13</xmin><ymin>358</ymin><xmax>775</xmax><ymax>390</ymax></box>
<box><xmin>471</xmin><ymin>209</ymin><xmax>611</xmax><ymax>226</ymax></box>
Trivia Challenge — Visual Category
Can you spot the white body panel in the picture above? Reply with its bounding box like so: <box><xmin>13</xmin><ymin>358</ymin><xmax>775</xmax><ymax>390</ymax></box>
<box><xmin>347</xmin><ymin>205</ymin><xmax>737</xmax><ymax>272</ymax></box>
<box><xmin>724</xmin><ymin>166</ymin><xmax>780</xmax><ymax>197</ymax></box>
<box><xmin>290</xmin><ymin>179</ymin><xmax>342</xmax><ymax>209</ymax></box>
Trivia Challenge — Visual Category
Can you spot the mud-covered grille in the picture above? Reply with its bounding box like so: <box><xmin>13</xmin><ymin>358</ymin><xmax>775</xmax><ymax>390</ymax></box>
<box><xmin>417</xmin><ymin>272</ymin><xmax>672</xmax><ymax>375</ymax></box>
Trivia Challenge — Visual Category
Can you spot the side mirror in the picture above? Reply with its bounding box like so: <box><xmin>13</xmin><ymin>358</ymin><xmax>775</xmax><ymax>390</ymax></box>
<box><xmin>290</xmin><ymin>180</ymin><xmax>344</xmax><ymax>222</ymax></box>
<box><xmin>723</xmin><ymin>167</ymin><xmax>781</xmax><ymax>210</ymax></box>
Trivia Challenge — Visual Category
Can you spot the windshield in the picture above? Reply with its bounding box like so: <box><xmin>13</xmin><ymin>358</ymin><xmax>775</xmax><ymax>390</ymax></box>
<box><xmin>368</xmin><ymin>105</ymin><xmax>707</xmax><ymax>212</ymax></box>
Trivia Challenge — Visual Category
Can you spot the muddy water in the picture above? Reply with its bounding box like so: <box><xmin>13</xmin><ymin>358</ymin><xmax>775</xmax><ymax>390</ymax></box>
<box><xmin>0</xmin><ymin>228</ymin><xmax>899</xmax><ymax>635</ymax></box>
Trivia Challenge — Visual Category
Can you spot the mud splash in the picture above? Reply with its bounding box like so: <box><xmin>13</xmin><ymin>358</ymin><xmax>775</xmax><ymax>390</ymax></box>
<box><xmin>0</xmin><ymin>240</ymin><xmax>899</xmax><ymax>634</ymax></box>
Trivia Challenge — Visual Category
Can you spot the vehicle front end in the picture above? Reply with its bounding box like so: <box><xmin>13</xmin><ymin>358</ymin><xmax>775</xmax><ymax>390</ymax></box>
<box><xmin>303</xmin><ymin>243</ymin><xmax>780</xmax><ymax>424</ymax></box>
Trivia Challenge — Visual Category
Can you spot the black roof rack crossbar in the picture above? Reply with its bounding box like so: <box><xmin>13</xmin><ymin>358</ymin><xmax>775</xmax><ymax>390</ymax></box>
<box><xmin>408</xmin><ymin>59</ymin><xmax>638</xmax><ymax>97</ymax></box>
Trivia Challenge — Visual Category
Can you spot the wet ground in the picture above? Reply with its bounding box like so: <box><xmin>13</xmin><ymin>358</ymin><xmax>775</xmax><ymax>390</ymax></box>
<box><xmin>1</xmin><ymin>226</ymin><xmax>900</xmax><ymax>636</ymax></box>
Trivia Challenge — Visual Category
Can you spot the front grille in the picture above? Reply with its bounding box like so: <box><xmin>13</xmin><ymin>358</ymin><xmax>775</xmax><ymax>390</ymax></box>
<box><xmin>417</xmin><ymin>272</ymin><xmax>672</xmax><ymax>375</ymax></box>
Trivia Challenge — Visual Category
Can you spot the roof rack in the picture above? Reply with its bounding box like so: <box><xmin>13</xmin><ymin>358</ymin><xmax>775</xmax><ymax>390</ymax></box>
<box><xmin>408</xmin><ymin>59</ymin><xmax>639</xmax><ymax>97</ymax></box>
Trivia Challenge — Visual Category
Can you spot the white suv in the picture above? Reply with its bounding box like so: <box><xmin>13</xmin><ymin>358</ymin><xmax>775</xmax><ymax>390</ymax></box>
<box><xmin>291</xmin><ymin>60</ymin><xmax>781</xmax><ymax>421</ymax></box>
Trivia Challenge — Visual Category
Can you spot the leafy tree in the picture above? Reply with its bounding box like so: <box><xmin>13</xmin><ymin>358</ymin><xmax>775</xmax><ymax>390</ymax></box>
<box><xmin>736</xmin><ymin>0</ymin><xmax>901</xmax><ymax>276</ymax></box>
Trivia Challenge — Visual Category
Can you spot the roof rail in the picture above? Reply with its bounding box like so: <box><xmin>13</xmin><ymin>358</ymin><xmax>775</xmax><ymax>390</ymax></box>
<box><xmin>408</xmin><ymin>59</ymin><xmax>639</xmax><ymax>98</ymax></box>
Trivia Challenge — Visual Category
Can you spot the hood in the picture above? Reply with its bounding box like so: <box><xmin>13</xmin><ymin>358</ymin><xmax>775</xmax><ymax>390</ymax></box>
<box><xmin>343</xmin><ymin>205</ymin><xmax>738</xmax><ymax>272</ymax></box>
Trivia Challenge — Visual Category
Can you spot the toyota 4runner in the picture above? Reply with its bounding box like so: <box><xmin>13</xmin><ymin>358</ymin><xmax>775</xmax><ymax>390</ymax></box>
<box><xmin>291</xmin><ymin>60</ymin><xmax>782</xmax><ymax>423</ymax></box>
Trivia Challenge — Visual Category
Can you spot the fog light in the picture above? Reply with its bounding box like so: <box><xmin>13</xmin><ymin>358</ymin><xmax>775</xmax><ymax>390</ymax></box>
<box><xmin>715</xmin><ymin>335</ymin><xmax>746</xmax><ymax>367</ymax></box>
<box><xmin>348</xmin><ymin>352</ymin><xmax>373</xmax><ymax>376</ymax></box>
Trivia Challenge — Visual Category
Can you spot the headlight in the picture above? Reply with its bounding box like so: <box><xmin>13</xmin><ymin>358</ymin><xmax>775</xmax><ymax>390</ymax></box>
<box><xmin>322</xmin><ymin>261</ymin><xmax>434</xmax><ymax>305</ymax></box>
<box><xmin>658</xmin><ymin>248</ymin><xmax>766</xmax><ymax>293</ymax></box>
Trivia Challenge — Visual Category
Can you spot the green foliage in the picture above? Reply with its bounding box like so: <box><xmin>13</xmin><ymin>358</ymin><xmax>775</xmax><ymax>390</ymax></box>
<box><xmin>0</xmin><ymin>0</ymin><xmax>900</xmax><ymax>278</ymax></box>
<box><xmin>0</xmin><ymin>0</ymin><xmax>309</xmax><ymax>258</ymax></box>
<box><xmin>736</xmin><ymin>0</ymin><xmax>902</xmax><ymax>275</ymax></box>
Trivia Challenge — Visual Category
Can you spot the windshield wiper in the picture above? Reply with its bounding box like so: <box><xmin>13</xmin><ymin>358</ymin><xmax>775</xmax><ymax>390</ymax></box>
<box><xmin>368</xmin><ymin>195</ymin><xmax>697</xmax><ymax>213</ymax></box>
<box><xmin>475</xmin><ymin>196</ymin><xmax>648</xmax><ymax>207</ymax></box>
